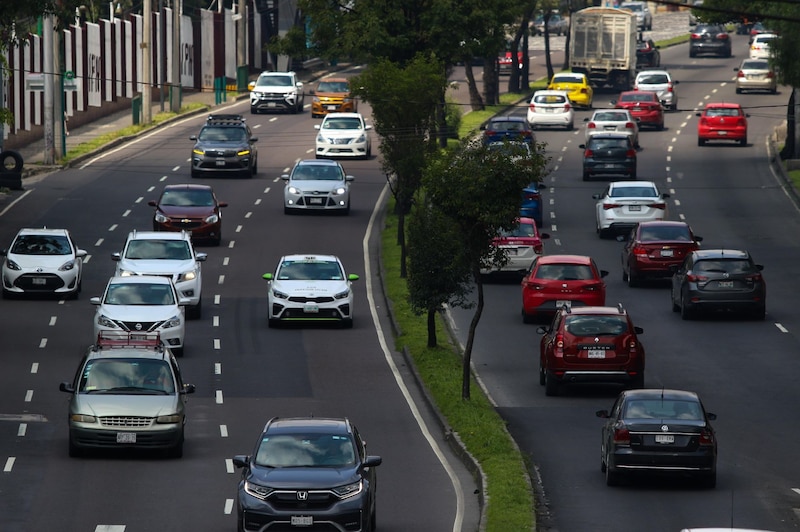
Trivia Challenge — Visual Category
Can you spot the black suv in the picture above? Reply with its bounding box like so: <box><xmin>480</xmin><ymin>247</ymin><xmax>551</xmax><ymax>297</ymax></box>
<box><xmin>190</xmin><ymin>114</ymin><xmax>258</xmax><ymax>178</ymax></box>
<box><xmin>689</xmin><ymin>24</ymin><xmax>732</xmax><ymax>58</ymax></box>
<box><xmin>233</xmin><ymin>417</ymin><xmax>382</xmax><ymax>532</ymax></box>
<box><xmin>671</xmin><ymin>249</ymin><xmax>766</xmax><ymax>320</ymax></box>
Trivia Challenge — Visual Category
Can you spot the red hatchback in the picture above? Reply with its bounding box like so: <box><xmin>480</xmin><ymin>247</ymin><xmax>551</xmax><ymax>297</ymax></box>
<box><xmin>621</xmin><ymin>221</ymin><xmax>703</xmax><ymax>287</ymax></box>
<box><xmin>149</xmin><ymin>184</ymin><xmax>228</xmax><ymax>246</ymax></box>
<box><xmin>697</xmin><ymin>102</ymin><xmax>748</xmax><ymax>146</ymax></box>
<box><xmin>537</xmin><ymin>305</ymin><xmax>645</xmax><ymax>396</ymax></box>
<box><xmin>613</xmin><ymin>91</ymin><xmax>664</xmax><ymax>130</ymax></box>
<box><xmin>521</xmin><ymin>254</ymin><xmax>608</xmax><ymax>323</ymax></box>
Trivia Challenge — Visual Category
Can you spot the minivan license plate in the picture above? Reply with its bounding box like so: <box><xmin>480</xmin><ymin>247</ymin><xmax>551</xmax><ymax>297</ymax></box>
<box><xmin>291</xmin><ymin>516</ymin><xmax>313</xmax><ymax>526</ymax></box>
<box><xmin>117</xmin><ymin>433</ymin><xmax>136</xmax><ymax>444</ymax></box>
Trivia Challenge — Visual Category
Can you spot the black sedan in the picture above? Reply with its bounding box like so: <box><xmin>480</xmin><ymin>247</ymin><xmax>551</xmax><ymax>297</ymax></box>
<box><xmin>670</xmin><ymin>248</ymin><xmax>766</xmax><ymax>320</ymax></box>
<box><xmin>636</xmin><ymin>39</ymin><xmax>660</xmax><ymax>68</ymax></box>
<box><xmin>596</xmin><ymin>389</ymin><xmax>718</xmax><ymax>488</ymax></box>
<box><xmin>579</xmin><ymin>133</ymin><xmax>637</xmax><ymax>181</ymax></box>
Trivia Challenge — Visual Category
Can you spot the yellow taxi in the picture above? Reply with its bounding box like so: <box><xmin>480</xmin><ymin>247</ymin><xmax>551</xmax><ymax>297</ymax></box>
<box><xmin>310</xmin><ymin>77</ymin><xmax>358</xmax><ymax>118</ymax></box>
<box><xmin>547</xmin><ymin>72</ymin><xmax>594</xmax><ymax>109</ymax></box>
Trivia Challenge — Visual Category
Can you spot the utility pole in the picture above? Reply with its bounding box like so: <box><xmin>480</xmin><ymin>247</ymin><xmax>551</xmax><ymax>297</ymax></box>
<box><xmin>171</xmin><ymin>0</ymin><xmax>181</xmax><ymax>112</ymax></box>
<box><xmin>142</xmin><ymin>0</ymin><xmax>152</xmax><ymax>123</ymax></box>
<box><xmin>43</xmin><ymin>15</ymin><xmax>55</xmax><ymax>165</ymax></box>
<box><xmin>237</xmin><ymin>0</ymin><xmax>245</xmax><ymax>69</ymax></box>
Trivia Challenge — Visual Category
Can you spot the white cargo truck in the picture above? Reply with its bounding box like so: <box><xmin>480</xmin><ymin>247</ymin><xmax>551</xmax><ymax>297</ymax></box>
<box><xmin>569</xmin><ymin>7</ymin><xmax>638</xmax><ymax>91</ymax></box>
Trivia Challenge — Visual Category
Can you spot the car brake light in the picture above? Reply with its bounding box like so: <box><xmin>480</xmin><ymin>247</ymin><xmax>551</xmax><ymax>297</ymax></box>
<box><xmin>717</xmin><ymin>33</ymin><xmax>729</xmax><ymax>40</ymax></box>
<box><xmin>699</xmin><ymin>429</ymin><xmax>715</xmax><ymax>446</ymax></box>
<box><xmin>745</xmin><ymin>273</ymin><xmax>763</xmax><ymax>282</ymax></box>
<box><xmin>524</xmin><ymin>280</ymin><xmax>545</xmax><ymax>290</ymax></box>
<box><xmin>625</xmin><ymin>122</ymin><xmax>635</xmax><ymax>129</ymax></box>
<box><xmin>587</xmin><ymin>122</ymin><xmax>597</xmax><ymax>129</ymax></box>
<box><xmin>647</xmin><ymin>202</ymin><xmax>666</xmax><ymax>209</ymax></box>
<box><xmin>667</xmin><ymin>83</ymin><xmax>673</xmax><ymax>92</ymax></box>
<box><xmin>690</xmin><ymin>33</ymin><xmax>700</xmax><ymax>40</ymax></box>
<box><xmin>584</xmin><ymin>149</ymin><xmax>594</xmax><ymax>157</ymax></box>
<box><xmin>580</xmin><ymin>88</ymin><xmax>588</xmax><ymax>94</ymax></box>
<box><xmin>613</xmin><ymin>427</ymin><xmax>630</xmax><ymax>444</ymax></box>
<box><xmin>583</xmin><ymin>282</ymin><xmax>603</xmax><ymax>292</ymax></box>
<box><xmin>626</xmin><ymin>149</ymin><xmax>636</xmax><ymax>157</ymax></box>
<box><xmin>603</xmin><ymin>203</ymin><xmax>621</xmax><ymax>210</ymax></box>
<box><xmin>529</xmin><ymin>103</ymin><xmax>536</xmax><ymax>111</ymax></box>
<box><xmin>524</xmin><ymin>192</ymin><xmax>540</xmax><ymax>201</ymax></box>
<box><xmin>737</xmin><ymin>70</ymin><xmax>745</xmax><ymax>78</ymax></box>
<box><xmin>633</xmin><ymin>85</ymin><xmax>639</xmax><ymax>91</ymax></box>
<box><xmin>738</xmin><ymin>118</ymin><xmax>747</xmax><ymax>127</ymax></box>
<box><xmin>686</xmin><ymin>273</ymin><xmax>708</xmax><ymax>282</ymax></box>
<box><xmin>632</xmin><ymin>246</ymin><xmax>647</xmax><ymax>256</ymax></box>
<box><xmin>767</xmin><ymin>71</ymin><xmax>774</xmax><ymax>78</ymax></box>
<box><xmin>564</xmin><ymin>103</ymin><xmax>571</xmax><ymax>111</ymax></box>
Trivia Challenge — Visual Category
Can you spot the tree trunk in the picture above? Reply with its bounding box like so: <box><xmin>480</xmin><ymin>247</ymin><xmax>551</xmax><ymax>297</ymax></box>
<box><xmin>483</xmin><ymin>57</ymin><xmax>499</xmax><ymax>106</ymax></box>
<box><xmin>780</xmin><ymin>88</ymin><xmax>796</xmax><ymax>160</ymax></box>
<box><xmin>427</xmin><ymin>308</ymin><xmax>437</xmax><ymax>347</ymax></box>
<box><xmin>461</xmin><ymin>271</ymin><xmax>485</xmax><ymax>400</ymax></box>
<box><xmin>398</xmin><ymin>209</ymin><xmax>407</xmax><ymax>278</ymax></box>
<box><xmin>464</xmin><ymin>62</ymin><xmax>485</xmax><ymax>111</ymax></box>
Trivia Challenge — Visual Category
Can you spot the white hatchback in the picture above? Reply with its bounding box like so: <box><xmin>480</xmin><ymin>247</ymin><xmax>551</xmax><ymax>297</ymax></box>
<box><xmin>593</xmin><ymin>181</ymin><xmax>670</xmax><ymax>238</ymax></box>
<box><xmin>584</xmin><ymin>109</ymin><xmax>639</xmax><ymax>147</ymax></box>
<box><xmin>314</xmin><ymin>112</ymin><xmax>373</xmax><ymax>159</ymax></box>
<box><xmin>634</xmin><ymin>69</ymin><xmax>679</xmax><ymax>111</ymax></box>
<box><xmin>750</xmin><ymin>33</ymin><xmax>776</xmax><ymax>60</ymax></box>
<box><xmin>526</xmin><ymin>90</ymin><xmax>574</xmax><ymax>130</ymax></box>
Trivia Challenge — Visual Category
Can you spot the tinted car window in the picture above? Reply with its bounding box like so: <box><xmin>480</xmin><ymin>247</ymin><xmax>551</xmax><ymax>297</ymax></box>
<box><xmin>624</xmin><ymin>399</ymin><xmax>702</xmax><ymax>420</ymax></box>
<box><xmin>639</xmin><ymin>226</ymin><xmax>691</xmax><ymax>241</ymax></box>
<box><xmin>589</xmin><ymin>138</ymin><xmax>629</xmax><ymax>149</ymax></box>
<box><xmin>638</xmin><ymin>74</ymin><xmax>668</xmax><ymax>84</ymax></box>
<box><xmin>552</xmin><ymin>75</ymin><xmax>584</xmax><ymax>84</ymax></box>
<box><xmin>694</xmin><ymin>259</ymin><xmax>755</xmax><ymax>274</ymax></box>
<box><xmin>565</xmin><ymin>315</ymin><xmax>628</xmax><ymax>336</ymax></box>
<box><xmin>534</xmin><ymin>94</ymin><xmax>567</xmax><ymax>104</ymax></box>
<box><xmin>706</xmin><ymin>108</ymin><xmax>741</xmax><ymax>117</ymax></box>
<box><xmin>594</xmin><ymin>112</ymin><xmax>629</xmax><ymax>121</ymax></box>
<box><xmin>255</xmin><ymin>433</ymin><xmax>356</xmax><ymax>467</ymax></box>
<box><xmin>610</xmin><ymin>186</ymin><xmax>657</xmax><ymax>198</ymax></box>
<box><xmin>535</xmin><ymin>264</ymin><xmax>594</xmax><ymax>280</ymax></box>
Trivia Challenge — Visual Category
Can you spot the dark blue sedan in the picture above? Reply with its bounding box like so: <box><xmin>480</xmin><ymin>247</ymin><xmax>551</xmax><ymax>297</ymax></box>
<box><xmin>520</xmin><ymin>181</ymin><xmax>547</xmax><ymax>228</ymax></box>
<box><xmin>481</xmin><ymin>116</ymin><xmax>535</xmax><ymax>145</ymax></box>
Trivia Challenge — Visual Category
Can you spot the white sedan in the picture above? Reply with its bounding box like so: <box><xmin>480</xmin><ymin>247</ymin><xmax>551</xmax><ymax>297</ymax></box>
<box><xmin>1</xmin><ymin>227</ymin><xmax>86</xmax><ymax>299</ymax></box>
<box><xmin>262</xmin><ymin>254</ymin><xmax>359</xmax><ymax>328</ymax></box>
<box><xmin>526</xmin><ymin>90</ymin><xmax>574</xmax><ymax>130</ymax></box>
<box><xmin>584</xmin><ymin>109</ymin><xmax>639</xmax><ymax>147</ymax></box>
<box><xmin>314</xmin><ymin>112</ymin><xmax>373</xmax><ymax>159</ymax></box>
<box><xmin>90</xmin><ymin>276</ymin><xmax>189</xmax><ymax>356</ymax></box>
<box><xmin>593</xmin><ymin>181</ymin><xmax>670</xmax><ymax>238</ymax></box>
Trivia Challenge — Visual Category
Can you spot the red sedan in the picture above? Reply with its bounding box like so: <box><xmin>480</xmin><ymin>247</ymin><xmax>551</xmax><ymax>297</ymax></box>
<box><xmin>613</xmin><ymin>91</ymin><xmax>664</xmax><ymax>131</ymax></box>
<box><xmin>697</xmin><ymin>102</ymin><xmax>748</xmax><ymax>146</ymax></box>
<box><xmin>521</xmin><ymin>254</ymin><xmax>608</xmax><ymax>323</ymax></box>
<box><xmin>621</xmin><ymin>221</ymin><xmax>703</xmax><ymax>287</ymax></box>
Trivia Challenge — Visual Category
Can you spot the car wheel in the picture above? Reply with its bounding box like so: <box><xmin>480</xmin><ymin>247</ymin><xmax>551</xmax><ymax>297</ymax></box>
<box><xmin>237</xmin><ymin>514</ymin><xmax>245</xmax><ymax>532</ymax></box>
<box><xmin>751</xmin><ymin>305</ymin><xmax>766</xmax><ymax>321</ymax></box>
<box><xmin>689</xmin><ymin>50</ymin><xmax>696</xmax><ymax>58</ymax></box>
<box><xmin>629</xmin><ymin>374</ymin><xmax>644</xmax><ymax>389</ymax></box>
<box><xmin>656</xmin><ymin>122</ymin><xmax>664</xmax><ymax>131</ymax></box>
<box><xmin>600</xmin><ymin>450</ymin><xmax>607</xmax><ymax>473</ymax></box>
<box><xmin>341</xmin><ymin>318</ymin><xmax>353</xmax><ymax>329</ymax></box>
<box><xmin>68</xmin><ymin>435</ymin><xmax>83</xmax><ymax>458</ymax></box>
<box><xmin>539</xmin><ymin>361</ymin><xmax>546</xmax><ymax>385</ymax></box>
<box><xmin>680</xmin><ymin>298</ymin><xmax>694</xmax><ymax>321</ymax></box>
<box><xmin>700</xmin><ymin>471</ymin><xmax>716</xmax><ymax>489</ymax></box>
<box><xmin>370</xmin><ymin>509</ymin><xmax>377</xmax><ymax>532</ymax></box>
<box><xmin>173</xmin><ymin>347</ymin><xmax>184</xmax><ymax>357</ymax></box>
<box><xmin>544</xmin><ymin>372</ymin><xmax>559</xmax><ymax>396</ymax></box>
<box><xmin>252</xmin><ymin>161</ymin><xmax>258</xmax><ymax>176</ymax></box>
<box><xmin>740</xmin><ymin>137</ymin><xmax>747</xmax><ymax>147</ymax></box>
<box><xmin>698</xmin><ymin>138</ymin><xmax>706</xmax><ymax>147</ymax></box>
<box><xmin>566</xmin><ymin>122</ymin><xmax>573</xmax><ymax>131</ymax></box>
<box><xmin>188</xmin><ymin>298</ymin><xmax>202</xmax><ymax>320</ymax></box>
<box><xmin>191</xmin><ymin>168</ymin><xmax>200</xmax><ymax>179</ymax></box>
<box><xmin>268</xmin><ymin>318</ymin><xmax>279</xmax><ymax>328</ymax></box>
<box><xmin>284</xmin><ymin>206</ymin><xmax>294</xmax><ymax>215</ymax></box>
<box><xmin>735</xmin><ymin>87</ymin><xmax>742</xmax><ymax>95</ymax></box>
<box><xmin>582</xmin><ymin>171</ymin><xmax>590</xmax><ymax>181</ymax></box>
<box><xmin>605</xmin><ymin>455</ymin><xmax>620</xmax><ymax>486</ymax></box>
<box><xmin>522</xmin><ymin>309</ymin><xmax>534</xmax><ymax>324</ymax></box>
<box><xmin>168</xmin><ymin>435</ymin><xmax>184</xmax><ymax>459</ymax></box>
<box><xmin>627</xmin><ymin>270</ymin><xmax>639</xmax><ymax>288</ymax></box>
<box><xmin>250</xmin><ymin>107</ymin><xmax>258</xmax><ymax>115</ymax></box>
<box><xmin>671</xmin><ymin>295</ymin><xmax>680</xmax><ymax>313</ymax></box>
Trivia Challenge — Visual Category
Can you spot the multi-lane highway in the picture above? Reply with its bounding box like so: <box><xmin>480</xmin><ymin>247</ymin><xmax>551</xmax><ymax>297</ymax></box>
<box><xmin>449</xmin><ymin>32</ymin><xmax>800</xmax><ymax>532</ymax></box>
<box><xmin>0</xmin><ymin>70</ymin><xmax>481</xmax><ymax>531</ymax></box>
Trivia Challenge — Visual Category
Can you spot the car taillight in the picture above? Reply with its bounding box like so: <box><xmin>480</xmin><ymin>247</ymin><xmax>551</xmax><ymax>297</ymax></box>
<box><xmin>699</xmin><ymin>429</ymin><xmax>715</xmax><ymax>446</ymax></box>
<box><xmin>633</xmin><ymin>85</ymin><xmax>639</xmax><ymax>90</ymax></box>
<box><xmin>766</xmin><ymin>71</ymin><xmax>774</xmax><ymax>78</ymax></box>
<box><xmin>632</xmin><ymin>245</ymin><xmax>647</xmax><ymax>256</ymax></box>
<box><xmin>717</xmin><ymin>33</ymin><xmax>729</xmax><ymax>40</ymax></box>
<box><xmin>699</xmin><ymin>117</ymin><xmax>708</xmax><ymax>126</ymax></box>
<box><xmin>686</xmin><ymin>273</ymin><xmax>708</xmax><ymax>282</ymax></box>
<box><xmin>738</xmin><ymin>118</ymin><xmax>747</xmax><ymax>127</ymax></box>
<box><xmin>529</xmin><ymin>103</ymin><xmax>536</xmax><ymax>111</ymax></box>
<box><xmin>580</xmin><ymin>88</ymin><xmax>588</xmax><ymax>94</ymax></box>
<box><xmin>625</xmin><ymin>122</ymin><xmax>635</xmax><ymax>129</ymax></box>
<box><xmin>584</xmin><ymin>149</ymin><xmax>594</xmax><ymax>157</ymax></box>
<box><xmin>667</xmin><ymin>83</ymin><xmax>674</xmax><ymax>92</ymax></box>
<box><xmin>626</xmin><ymin>149</ymin><xmax>636</xmax><ymax>158</ymax></box>
<box><xmin>563</xmin><ymin>103</ymin><xmax>571</xmax><ymax>111</ymax></box>
<box><xmin>583</xmin><ymin>282</ymin><xmax>603</xmax><ymax>291</ymax></box>
<box><xmin>524</xmin><ymin>192</ymin><xmax>540</xmax><ymax>201</ymax></box>
<box><xmin>745</xmin><ymin>273</ymin><xmax>763</xmax><ymax>282</ymax></box>
<box><xmin>587</xmin><ymin>122</ymin><xmax>597</xmax><ymax>129</ymax></box>
<box><xmin>613</xmin><ymin>427</ymin><xmax>630</xmax><ymax>445</ymax></box>
<box><xmin>690</xmin><ymin>33</ymin><xmax>701</xmax><ymax>40</ymax></box>
<box><xmin>555</xmin><ymin>333</ymin><xmax>564</xmax><ymax>357</ymax></box>
<box><xmin>647</xmin><ymin>202</ymin><xmax>666</xmax><ymax>210</ymax></box>
<box><xmin>603</xmin><ymin>203</ymin><xmax>621</xmax><ymax>210</ymax></box>
<box><xmin>524</xmin><ymin>280</ymin><xmax>545</xmax><ymax>290</ymax></box>
<box><xmin>737</xmin><ymin>70</ymin><xmax>745</xmax><ymax>78</ymax></box>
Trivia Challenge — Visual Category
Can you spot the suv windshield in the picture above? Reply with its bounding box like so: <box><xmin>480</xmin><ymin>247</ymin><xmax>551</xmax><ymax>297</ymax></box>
<box><xmin>257</xmin><ymin>75</ymin><xmax>292</xmax><ymax>87</ymax></box>
<box><xmin>198</xmin><ymin>127</ymin><xmax>247</xmax><ymax>142</ymax></box>
<box><xmin>255</xmin><ymin>433</ymin><xmax>356</xmax><ymax>467</ymax></box>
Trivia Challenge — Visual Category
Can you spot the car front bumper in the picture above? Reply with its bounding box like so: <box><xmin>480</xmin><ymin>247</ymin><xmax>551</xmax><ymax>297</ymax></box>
<box><xmin>269</xmin><ymin>296</ymin><xmax>354</xmax><ymax>322</ymax></box>
<box><xmin>316</xmin><ymin>141</ymin><xmax>369</xmax><ymax>158</ymax></box>
<box><xmin>93</xmin><ymin>323</ymin><xmax>184</xmax><ymax>349</ymax></box>
<box><xmin>153</xmin><ymin>219</ymin><xmax>222</xmax><ymax>244</ymax></box>
<box><xmin>69</xmin><ymin>422</ymin><xmax>183</xmax><ymax>451</ymax></box>
<box><xmin>238</xmin><ymin>493</ymin><xmax>369</xmax><ymax>532</ymax></box>
<box><xmin>2</xmin><ymin>267</ymin><xmax>80</xmax><ymax>294</ymax></box>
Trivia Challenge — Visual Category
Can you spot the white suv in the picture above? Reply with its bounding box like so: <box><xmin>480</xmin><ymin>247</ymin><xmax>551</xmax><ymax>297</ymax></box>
<box><xmin>249</xmin><ymin>71</ymin><xmax>305</xmax><ymax>114</ymax></box>
<box><xmin>112</xmin><ymin>231</ymin><xmax>206</xmax><ymax>319</ymax></box>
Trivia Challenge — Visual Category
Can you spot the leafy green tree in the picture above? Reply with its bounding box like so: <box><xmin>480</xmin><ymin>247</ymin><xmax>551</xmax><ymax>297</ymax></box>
<box><xmin>349</xmin><ymin>55</ymin><xmax>447</xmax><ymax>277</ymax></box>
<box><xmin>422</xmin><ymin>139</ymin><xmax>547</xmax><ymax>399</ymax></box>
<box><xmin>407</xmin><ymin>200</ymin><xmax>473</xmax><ymax>347</ymax></box>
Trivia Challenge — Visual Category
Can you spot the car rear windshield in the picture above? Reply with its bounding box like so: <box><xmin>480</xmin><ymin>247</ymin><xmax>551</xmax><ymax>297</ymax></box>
<box><xmin>742</xmin><ymin>60</ymin><xmax>769</xmax><ymax>70</ymax></box>
<box><xmin>534</xmin><ymin>263</ymin><xmax>594</xmax><ymax>280</ymax></box>
<box><xmin>255</xmin><ymin>433</ymin><xmax>356</xmax><ymax>467</ymax></box>
<box><xmin>552</xmin><ymin>75</ymin><xmax>584</xmax><ymax>84</ymax></box>
<box><xmin>624</xmin><ymin>399</ymin><xmax>702</xmax><ymax>420</ymax></box>
<box><xmin>593</xmin><ymin>112</ymin><xmax>629</xmax><ymax>122</ymax></box>
<box><xmin>621</xmin><ymin>93</ymin><xmax>656</xmax><ymax>103</ymax></box>
<box><xmin>705</xmin><ymin>107</ymin><xmax>741</xmax><ymax>117</ymax></box>
<box><xmin>609</xmin><ymin>186</ymin><xmax>657</xmax><ymax>198</ymax></box>
<box><xmin>589</xmin><ymin>138</ymin><xmax>629</xmax><ymax>149</ymax></box>
<box><xmin>534</xmin><ymin>94</ymin><xmax>567</xmax><ymax>104</ymax></box>
<box><xmin>499</xmin><ymin>221</ymin><xmax>536</xmax><ymax>238</ymax></box>
<box><xmin>637</xmin><ymin>74</ymin><xmax>668</xmax><ymax>85</ymax></box>
<box><xmin>489</xmin><ymin>120</ymin><xmax>528</xmax><ymax>132</ymax></box>
<box><xmin>565</xmin><ymin>315</ymin><xmax>628</xmax><ymax>336</ymax></box>
<box><xmin>639</xmin><ymin>226</ymin><xmax>691</xmax><ymax>242</ymax></box>
<box><xmin>694</xmin><ymin>259</ymin><xmax>755</xmax><ymax>274</ymax></box>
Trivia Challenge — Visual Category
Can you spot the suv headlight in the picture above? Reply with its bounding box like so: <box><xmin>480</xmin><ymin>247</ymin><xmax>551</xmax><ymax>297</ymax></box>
<box><xmin>97</xmin><ymin>314</ymin><xmax>118</xmax><ymax>328</ymax></box>
<box><xmin>244</xmin><ymin>480</ymin><xmax>273</xmax><ymax>500</ymax></box>
<box><xmin>237</xmin><ymin>149</ymin><xmax>251</xmax><ymax>156</ymax></box>
<box><xmin>332</xmin><ymin>480</ymin><xmax>363</xmax><ymax>499</ymax></box>
<box><xmin>178</xmin><ymin>270</ymin><xmax>197</xmax><ymax>283</ymax></box>
<box><xmin>192</xmin><ymin>148</ymin><xmax>205</xmax><ymax>155</ymax></box>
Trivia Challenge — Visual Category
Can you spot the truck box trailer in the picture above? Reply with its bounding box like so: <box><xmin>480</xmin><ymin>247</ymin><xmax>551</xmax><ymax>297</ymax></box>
<box><xmin>569</xmin><ymin>7</ymin><xmax>638</xmax><ymax>91</ymax></box>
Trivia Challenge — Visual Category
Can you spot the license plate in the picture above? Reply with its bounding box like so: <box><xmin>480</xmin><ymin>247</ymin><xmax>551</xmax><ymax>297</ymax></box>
<box><xmin>327</xmin><ymin>105</ymin><xmax>337</xmax><ymax>110</ymax></box>
<box><xmin>753</xmin><ymin>74</ymin><xmax>765</xmax><ymax>80</ymax></box>
<box><xmin>215</xmin><ymin>159</ymin><xmax>226</xmax><ymax>166</ymax></box>
<box><xmin>117</xmin><ymin>433</ymin><xmax>136</xmax><ymax>444</ymax></box>
<box><xmin>308</xmin><ymin>197</ymin><xmax>324</xmax><ymax>205</ymax></box>
<box><xmin>586</xmin><ymin>349</ymin><xmax>606</xmax><ymax>358</ymax></box>
<box><xmin>304</xmin><ymin>304</ymin><xmax>319</xmax><ymax>313</ymax></box>
<box><xmin>718</xmin><ymin>281</ymin><xmax>734</xmax><ymax>288</ymax></box>
<box><xmin>291</xmin><ymin>516</ymin><xmax>313</xmax><ymax>526</ymax></box>
<box><xmin>628</xmin><ymin>205</ymin><xmax>642</xmax><ymax>211</ymax></box>
<box><xmin>717</xmin><ymin>130</ymin><xmax>728</xmax><ymax>135</ymax></box>
<box><xmin>267</xmin><ymin>102</ymin><xmax>277</xmax><ymax>107</ymax></box>
<box><xmin>32</xmin><ymin>277</ymin><xmax>47</xmax><ymax>285</ymax></box>
<box><xmin>506</xmin><ymin>248</ymin><xmax>518</xmax><ymax>255</ymax></box>
<box><xmin>555</xmin><ymin>300</ymin><xmax>572</xmax><ymax>309</ymax></box>
<box><xmin>604</xmin><ymin>164</ymin><xmax>618</xmax><ymax>169</ymax></box>
<box><xmin>604</xmin><ymin>126</ymin><xmax>616</xmax><ymax>130</ymax></box>
<box><xmin>660</xmin><ymin>249</ymin><xmax>674</xmax><ymax>257</ymax></box>
<box><xmin>655</xmin><ymin>434</ymin><xmax>674</xmax><ymax>444</ymax></box>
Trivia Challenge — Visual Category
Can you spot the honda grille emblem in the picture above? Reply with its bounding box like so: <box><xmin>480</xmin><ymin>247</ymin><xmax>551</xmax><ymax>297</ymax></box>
<box><xmin>296</xmin><ymin>491</ymin><xmax>309</xmax><ymax>501</ymax></box>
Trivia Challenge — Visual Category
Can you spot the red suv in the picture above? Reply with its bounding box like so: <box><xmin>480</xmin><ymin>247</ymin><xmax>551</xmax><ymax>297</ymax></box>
<box><xmin>537</xmin><ymin>305</ymin><xmax>645</xmax><ymax>396</ymax></box>
<box><xmin>521</xmin><ymin>254</ymin><xmax>608</xmax><ymax>323</ymax></box>
<box><xmin>621</xmin><ymin>221</ymin><xmax>703</xmax><ymax>287</ymax></box>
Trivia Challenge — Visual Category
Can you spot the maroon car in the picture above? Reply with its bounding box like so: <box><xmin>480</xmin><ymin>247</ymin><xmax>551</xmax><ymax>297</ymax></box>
<box><xmin>148</xmin><ymin>184</ymin><xmax>228</xmax><ymax>246</ymax></box>
<box><xmin>613</xmin><ymin>91</ymin><xmax>664</xmax><ymax>131</ymax></box>
<box><xmin>621</xmin><ymin>221</ymin><xmax>702</xmax><ymax>287</ymax></box>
